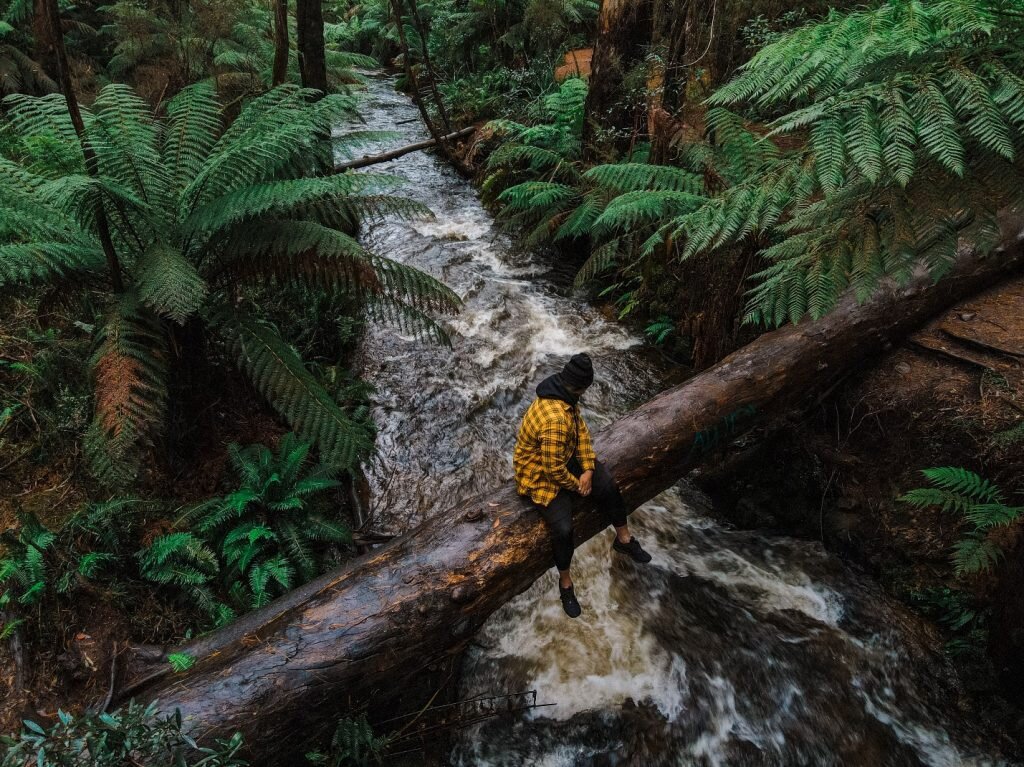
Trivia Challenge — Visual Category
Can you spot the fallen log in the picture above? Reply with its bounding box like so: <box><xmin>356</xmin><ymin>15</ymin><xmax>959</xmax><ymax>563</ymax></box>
<box><xmin>333</xmin><ymin>126</ymin><xmax>475</xmax><ymax>172</ymax></box>
<box><xmin>121</xmin><ymin>218</ymin><xmax>1024</xmax><ymax>761</ymax></box>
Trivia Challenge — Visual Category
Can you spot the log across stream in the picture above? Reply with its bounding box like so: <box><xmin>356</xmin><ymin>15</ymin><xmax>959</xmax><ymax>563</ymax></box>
<box><xmin>125</xmin><ymin>76</ymin><xmax>1023</xmax><ymax>765</ymax></box>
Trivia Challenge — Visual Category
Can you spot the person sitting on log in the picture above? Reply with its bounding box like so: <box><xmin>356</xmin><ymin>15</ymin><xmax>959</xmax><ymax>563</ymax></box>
<box><xmin>513</xmin><ymin>353</ymin><xmax>652</xmax><ymax>618</ymax></box>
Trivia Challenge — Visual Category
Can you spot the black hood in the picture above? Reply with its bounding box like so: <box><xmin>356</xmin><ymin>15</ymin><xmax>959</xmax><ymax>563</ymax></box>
<box><xmin>536</xmin><ymin>373</ymin><xmax>578</xmax><ymax>406</ymax></box>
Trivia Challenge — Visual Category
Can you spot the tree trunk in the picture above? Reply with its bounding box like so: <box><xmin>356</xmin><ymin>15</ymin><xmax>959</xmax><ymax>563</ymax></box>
<box><xmin>120</xmin><ymin>220</ymin><xmax>1024</xmax><ymax>762</ymax></box>
<box><xmin>31</xmin><ymin>0</ymin><xmax>56</xmax><ymax>75</ymax></box>
<box><xmin>272</xmin><ymin>0</ymin><xmax>289</xmax><ymax>87</ymax></box>
<box><xmin>295</xmin><ymin>0</ymin><xmax>327</xmax><ymax>92</ymax></box>
<box><xmin>42</xmin><ymin>0</ymin><xmax>123</xmax><ymax>292</ymax></box>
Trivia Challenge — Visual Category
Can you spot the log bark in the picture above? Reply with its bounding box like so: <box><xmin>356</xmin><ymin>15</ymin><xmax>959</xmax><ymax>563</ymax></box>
<box><xmin>121</xmin><ymin>219</ymin><xmax>1024</xmax><ymax>762</ymax></box>
<box><xmin>333</xmin><ymin>127</ymin><xmax>475</xmax><ymax>171</ymax></box>
<box><xmin>295</xmin><ymin>0</ymin><xmax>327</xmax><ymax>92</ymax></box>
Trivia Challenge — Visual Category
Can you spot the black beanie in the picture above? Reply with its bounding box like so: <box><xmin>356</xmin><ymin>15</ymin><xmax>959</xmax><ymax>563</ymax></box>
<box><xmin>560</xmin><ymin>353</ymin><xmax>594</xmax><ymax>390</ymax></box>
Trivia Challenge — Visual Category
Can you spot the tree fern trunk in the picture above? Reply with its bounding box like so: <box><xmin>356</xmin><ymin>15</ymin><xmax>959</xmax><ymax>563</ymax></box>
<box><xmin>295</xmin><ymin>0</ymin><xmax>328</xmax><ymax>92</ymax></box>
<box><xmin>272</xmin><ymin>0</ymin><xmax>289</xmax><ymax>87</ymax></box>
<box><xmin>42</xmin><ymin>0</ymin><xmax>123</xmax><ymax>293</ymax></box>
<box><xmin>120</xmin><ymin>221</ymin><xmax>1024</xmax><ymax>762</ymax></box>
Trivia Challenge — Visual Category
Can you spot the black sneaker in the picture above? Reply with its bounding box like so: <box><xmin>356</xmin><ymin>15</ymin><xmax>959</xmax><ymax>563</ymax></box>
<box><xmin>559</xmin><ymin>585</ymin><xmax>582</xmax><ymax>618</ymax></box>
<box><xmin>612</xmin><ymin>536</ymin><xmax>652</xmax><ymax>564</ymax></box>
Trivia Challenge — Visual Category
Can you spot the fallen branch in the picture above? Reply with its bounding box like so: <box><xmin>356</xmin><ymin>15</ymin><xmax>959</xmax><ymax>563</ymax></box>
<box><xmin>334</xmin><ymin>127</ymin><xmax>475</xmax><ymax>172</ymax></box>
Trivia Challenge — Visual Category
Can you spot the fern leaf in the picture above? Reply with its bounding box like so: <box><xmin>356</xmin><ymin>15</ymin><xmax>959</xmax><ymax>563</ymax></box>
<box><xmin>163</xmin><ymin>82</ymin><xmax>224</xmax><ymax>200</ymax></box>
<box><xmin>134</xmin><ymin>244</ymin><xmax>208</xmax><ymax>323</ymax></box>
<box><xmin>86</xmin><ymin>294</ymin><xmax>169</xmax><ymax>487</ymax></box>
<box><xmin>210</xmin><ymin>307</ymin><xmax>373</xmax><ymax>470</ymax></box>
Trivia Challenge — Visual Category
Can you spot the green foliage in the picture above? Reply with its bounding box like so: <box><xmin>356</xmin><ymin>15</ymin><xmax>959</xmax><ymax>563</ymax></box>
<box><xmin>687</xmin><ymin>0</ymin><xmax>1024</xmax><ymax>324</ymax></box>
<box><xmin>333</xmin><ymin>0</ymin><xmax>596</xmax><ymax>106</ymax></box>
<box><xmin>0</xmin><ymin>701</ymin><xmax>246</xmax><ymax>766</ymax></box>
<box><xmin>168</xmin><ymin>652</ymin><xmax>196</xmax><ymax>672</ymax></box>
<box><xmin>644</xmin><ymin>316</ymin><xmax>674</xmax><ymax>345</ymax></box>
<box><xmin>0</xmin><ymin>0</ymin><xmax>57</xmax><ymax>97</ymax></box>
<box><xmin>900</xmin><ymin>467</ymin><xmax>1023</xmax><ymax>576</ymax></box>
<box><xmin>0</xmin><ymin>512</ymin><xmax>58</xmax><ymax>609</ymax></box>
<box><xmin>908</xmin><ymin>586</ymin><xmax>988</xmax><ymax>658</ymax></box>
<box><xmin>306</xmin><ymin>715</ymin><xmax>390</xmax><ymax>767</ymax></box>
<box><xmin>139</xmin><ymin>531</ymin><xmax>225</xmax><ymax>621</ymax></box>
<box><xmin>0</xmin><ymin>500</ymin><xmax>150</xmax><ymax>639</ymax></box>
<box><xmin>98</xmin><ymin>0</ymin><xmax>257</xmax><ymax>95</ymax></box>
<box><xmin>483</xmin><ymin>0</ymin><xmax>1024</xmax><ymax>330</ymax></box>
<box><xmin>142</xmin><ymin>434</ymin><xmax>350</xmax><ymax>620</ymax></box>
<box><xmin>0</xmin><ymin>82</ymin><xmax>459</xmax><ymax>486</ymax></box>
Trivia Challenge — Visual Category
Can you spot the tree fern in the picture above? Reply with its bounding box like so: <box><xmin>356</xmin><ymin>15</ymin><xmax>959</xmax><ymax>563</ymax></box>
<box><xmin>686</xmin><ymin>0</ymin><xmax>1024</xmax><ymax>324</ymax></box>
<box><xmin>1</xmin><ymin>82</ymin><xmax>461</xmax><ymax>483</ymax></box>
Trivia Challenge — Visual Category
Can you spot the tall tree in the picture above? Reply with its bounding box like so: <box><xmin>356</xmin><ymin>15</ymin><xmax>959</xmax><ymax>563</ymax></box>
<box><xmin>272</xmin><ymin>0</ymin><xmax>289</xmax><ymax>86</ymax></box>
<box><xmin>295</xmin><ymin>0</ymin><xmax>327</xmax><ymax>91</ymax></box>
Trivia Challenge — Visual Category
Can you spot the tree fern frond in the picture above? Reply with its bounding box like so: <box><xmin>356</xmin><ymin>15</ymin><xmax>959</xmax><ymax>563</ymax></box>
<box><xmin>573</xmin><ymin>240</ymin><xmax>620</xmax><ymax>288</ymax></box>
<box><xmin>163</xmin><ymin>82</ymin><xmax>224</xmax><ymax>200</ymax></box>
<box><xmin>584</xmin><ymin>163</ymin><xmax>702</xmax><ymax>194</ymax></box>
<box><xmin>182</xmin><ymin>174</ymin><xmax>401</xmax><ymax>235</ymax></box>
<box><xmin>210</xmin><ymin>307</ymin><xmax>373</xmax><ymax>470</ymax></box>
<box><xmin>363</xmin><ymin>296</ymin><xmax>453</xmax><ymax>346</ymax></box>
<box><xmin>0</xmin><ymin>242</ymin><xmax>105</xmax><ymax>287</ymax></box>
<box><xmin>920</xmin><ymin>466</ymin><xmax>1003</xmax><ymax>504</ymax></box>
<box><xmin>85</xmin><ymin>294</ymin><xmax>169</xmax><ymax>487</ymax></box>
<box><xmin>952</xmin><ymin>535</ymin><xmax>1002</xmax><ymax>576</ymax></box>
<box><xmin>592</xmin><ymin>190</ymin><xmax>704</xmax><ymax>238</ymax></box>
<box><xmin>2</xmin><ymin>92</ymin><xmax>81</xmax><ymax>150</ymax></box>
<box><xmin>133</xmin><ymin>244</ymin><xmax>208</xmax><ymax>323</ymax></box>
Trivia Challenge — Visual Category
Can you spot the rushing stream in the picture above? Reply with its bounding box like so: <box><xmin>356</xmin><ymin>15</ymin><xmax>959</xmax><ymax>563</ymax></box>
<box><xmin>338</xmin><ymin>75</ymin><xmax>1010</xmax><ymax>767</ymax></box>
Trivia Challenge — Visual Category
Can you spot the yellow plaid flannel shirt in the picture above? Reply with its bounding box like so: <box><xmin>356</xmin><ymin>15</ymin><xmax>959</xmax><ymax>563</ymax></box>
<box><xmin>514</xmin><ymin>397</ymin><xmax>596</xmax><ymax>506</ymax></box>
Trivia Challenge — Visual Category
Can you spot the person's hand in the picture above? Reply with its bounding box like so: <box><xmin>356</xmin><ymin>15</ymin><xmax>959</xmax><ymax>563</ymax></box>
<box><xmin>578</xmin><ymin>470</ymin><xmax>594</xmax><ymax>497</ymax></box>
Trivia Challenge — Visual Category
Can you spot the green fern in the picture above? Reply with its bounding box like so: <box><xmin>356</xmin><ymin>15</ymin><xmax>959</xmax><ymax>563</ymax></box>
<box><xmin>0</xmin><ymin>512</ymin><xmax>55</xmax><ymax>607</ymax></box>
<box><xmin>170</xmin><ymin>433</ymin><xmax>351</xmax><ymax>614</ymax></box>
<box><xmin>307</xmin><ymin>715</ymin><xmax>390</xmax><ymax>767</ymax></box>
<box><xmin>900</xmin><ymin>467</ymin><xmax>1023</xmax><ymax>575</ymax></box>
<box><xmin>688</xmin><ymin>0</ymin><xmax>1024</xmax><ymax>324</ymax></box>
<box><xmin>139</xmin><ymin>531</ymin><xmax>223</xmax><ymax>617</ymax></box>
<box><xmin>167</xmin><ymin>652</ymin><xmax>197</xmax><ymax>673</ymax></box>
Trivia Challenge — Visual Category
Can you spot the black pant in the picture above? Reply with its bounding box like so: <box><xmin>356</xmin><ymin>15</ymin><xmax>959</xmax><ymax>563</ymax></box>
<box><xmin>537</xmin><ymin>458</ymin><xmax>628</xmax><ymax>571</ymax></box>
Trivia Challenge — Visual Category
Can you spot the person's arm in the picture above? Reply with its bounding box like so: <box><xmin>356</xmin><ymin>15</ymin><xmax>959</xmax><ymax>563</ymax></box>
<box><xmin>577</xmin><ymin>414</ymin><xmax>596</xmax><ymax>472</ymax></box>
<box><xmin>540</xmin><ymin>417</ymin><xmax>581</xmax><ymax>492</ymax></box>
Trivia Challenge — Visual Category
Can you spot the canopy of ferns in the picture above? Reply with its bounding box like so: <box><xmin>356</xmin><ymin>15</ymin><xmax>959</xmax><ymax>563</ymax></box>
<box><xmin>0</xmin><ymin>83</ymin><xmax>460</xmax><ymax>487</ymax></box>
<box><xmin>489</xmin><ymin>0</ymin><xmax>1024</xmax><ymax>327</ymax></box>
